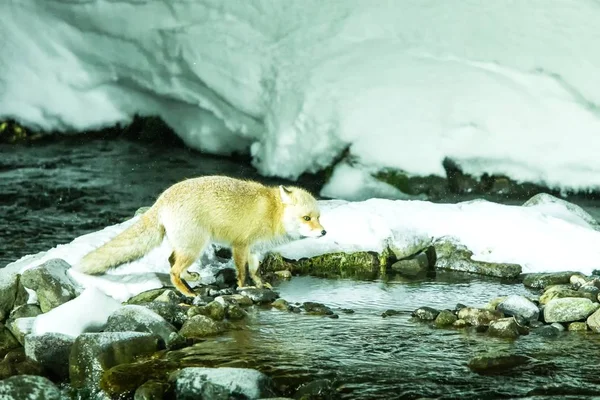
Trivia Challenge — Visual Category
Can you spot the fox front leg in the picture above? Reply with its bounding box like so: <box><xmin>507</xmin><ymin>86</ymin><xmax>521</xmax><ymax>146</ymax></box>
<box><xmin>248</xmin><ymin>252</ymin><xmax>271</xmax><ymax>289</ymax></box>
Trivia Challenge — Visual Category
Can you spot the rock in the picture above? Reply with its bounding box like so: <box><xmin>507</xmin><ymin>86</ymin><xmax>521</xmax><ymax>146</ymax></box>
<box><xmin>532</xmin><ymin>325</ymin><xmax>561</xmax><ymax>337</ymax></box>
<box><xmin>522</xmin><ymin>271</ymin><xmax>578</xmax><ymax>290</ymax></box>
<box><xmin>568</xmin><ymin>322</ymin><xmax>588</xmax><ymax>332</ymax></box>
<box><xmin>272</xmin><ymin>299</ymin><xmax>290</xmax><ymax>311</ymax></box>
<box><xmin>586</xmin><ymin>308</ymin><xmax>600</xmax><ymax>332</ymax></box>
<box><xmin>8</xmin><ymin>304</ymin><xmax>42</xmax><ymax>320</ymax></box>
<box><xmin>179</xmin><ymin>315</ymin><xmax>228</xmax><ymax>339</ymax></box>
<box><xmin>20</xmin><ymin>258</ymin><xmax>80</xmax><ymax>312</ymax></box>
<box><xmin>217</xmin><ymin>294</ymin><xmax>254</xmax><ymax>307</ymax></box>
<box><xmin>496</xmin><ymin>295</ymin><xmax>540</xmax><ymax>322</ymax></box>
<box><xmin>539</xmin><ymin>285</ymin><xmax>596</xmax><ymax>305</ymax></box>
<box><xmin>101</xmin><ymin>358</ymin><xmax>180</xmax><ymax>396</ymax></box>
<box><xmin>69</xmin><ymin>332</ymin><xmax>163</xmax><ymax>389</ymax></box>
<box><xmin>104</xmin><ymin>305</ymin><xmax>184</xmax><ymax>349</ymax></box>
<box><xmin>6</xmin><ymin>317</ymin><xmax>36</xmax><ymax>344</ymax></box>
<box><xmin>0</xmin><ymin>325</ymin><xmax>20</xmax><ymax>357</ymax></box>
<box><xmin>550</xmin><ymin>322</ymin><xmax>565</xmax><ymax>332</ymax></box>
<box><xmin>412</xmin><ymin>307</ymin><xmax>439</xmax><ymax>321</ymax></box>
<box><xmin>238</xmin><ymin>288</ymin><xmax>279</xmax><ymax>304</ymax></box>
<box><xmin>0</xmin><ymin>374</ymin><xmax>64</xmax><ymax>400</ymax></box>
<box><xmin>543</xmin><ymin>298</ymin><xmax>599</xmax><ymax>323</ymax></box>
<box><xmin>488</xmin><ymin>318</ymin><xmax>520</xmax><ymax>339</ymax></box>
<box><xmin>214</xmin><ymin>267</ymin><xmax>238</xmax><ymax>287</ymax></box>
<box><xmin>134</xmin><ymin>380</ymin><xmax>170</xmax><ymax>400</ymax></box>
<box><xmin>127</xmin><ymin>288</ymin><xmax>169</xmax><ymax>304</ymax></box>
<box><xmin>434</xmin><ymin>238</ymin><xmax>522</xmax><ymax>278</ymax></box>
<box><xmin>457</xmin><ymin>307</ymin><xmax>503</xmax><ymax>326</ymax></box>
<box><xmin>382</xmin><ymin>309</ymin><xmax>402</xmax><ymax>318</ymax></box>
<box><xmin>467</xmin><ymin>352</ymin><xmax>530</xmax><ymax>373</ymax></box>
<box><xmin>141</xmin><ymin>301</ymin><xmax>189</xmax><ymax>329</ymax></box>
<box><xmin>294</xmin><ymin>378</ymin><xmax>337</xmax><ymax>399</ymax></box>
<box><xmin>187</xmin><ymin>301</ymin><xmax>226</xmax><ymax>321</ymax></box>
<box><xmin>24</xmin><ymin>332</ymin><xmax>74</xmax><ymax>380</ymax></box>
<box><xmin>452</xmin><ymin>319</ymin><xmax>468</xmax><ymax>328</ymax></box>
<box><xmin>171</xmin><ymin>367</ymin><xmax>275</xmax><ymax>399</ymax></box>
<box><xmin>0</xmin><ymin>271</ymin><xmax>20</xmax><ymax>322</ymax></box>
<box><xmin>226</xmin><ymin>304</ymin><xmax>248</xmax><ymax>320</ymax></box>
<box><xmin>302</xmin><ymin>302</ymin><xmax>334</xmax><ymax>316</ymax></box>
<box><xmin>570</xmin><ymin>274</ymin><xmax>588</xmax><ymax>288</ymax></box>
<box><xmin>274</xmin><ymin>270</ymin><xmax>293</xmax><ymax>280</ymax></box>
<box><xmin>0</xmin><ymin>348</ymin><xmax>44</xmax><ymax>380</ymax></box>
<box><xmin>154</xmin><ymin>289</ymin><xmax>185</xmax><ymax>304</ymax></box>
<box><xmin>523</xmin><ymin>193</ymin><xmax>600</xmax><ymax>231</ymax></box>
<box><xmin>390</xmin><ymin>250</ymin><xmax>431</xmax><ymax>278</ymax></box>
<box><xmin>434</xmin><ymin>310</ymin><xmax>458</xmax><ymax>327</ymax></box>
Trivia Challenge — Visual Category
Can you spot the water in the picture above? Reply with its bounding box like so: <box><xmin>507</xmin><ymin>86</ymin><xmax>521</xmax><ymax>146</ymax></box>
<box><xmin>3</xmin><ymin>137</ymin><xmax>600</xmax><ymax>399</ymax></box>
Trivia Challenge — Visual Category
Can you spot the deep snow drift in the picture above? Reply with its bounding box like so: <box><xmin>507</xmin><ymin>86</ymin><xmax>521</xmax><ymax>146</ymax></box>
<box><xmin>2</xmin><ymin>1</ymin><xmax>600</xmax><ymax>199</ymax></box>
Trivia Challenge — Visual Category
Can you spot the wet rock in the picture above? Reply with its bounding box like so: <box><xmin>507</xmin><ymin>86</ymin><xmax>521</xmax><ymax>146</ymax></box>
<box><xmin>586</xmin><ymin>308</ymin><xmax>600</xmax><ymax>332</ymax></box>
<box><xmin>188</xmin><ymin>300</ymin><xmax>226</xmax><ymax>321</ymax></box>
<box><xmin>390</xmin><ymin>250</ymin><xmax>431</xmax><ymax>278</ymax></box>
<box><xmin>434</xmin><ymin>310</ymin><xmax>458</xmax><ymax>327</ymax></box>
<box><xmin>238</xmin><ymin>288</ymin><xmax>279</xmax><ymax>304</ymax></box>
<box><xmin>539</xmin><ymin>285</ymin><xmax>596</xmax><ymax>305</ymax></box>
<box><xmin>179</xmin><ymin>315</ymin><xmax>228</xmax><ymax>339</ymax></box>
<box><xmin>568</xmin><ymin>322</ymin><xmax>588</xmax><ymax>332</ymax></box>
<box><xmin>382</xmin><ymin>309</ymin><xmax>402</xmax><ymax>318</ymax></box>
<box><xmin>274</xmin><ymin>270</ymin><xmax>293</xmax><ymax>280</ymax></box>
<box><xmin>127</xmin><ymin>288</ymin><xmax>170</xmax><ymax>305</ymax></box>
<box><xmin>412</xmin><ymin>307</ymin><xmax>439</xmax><ymax>321</ymax></box>
<box><xmin>218</xmin><ymin>294</ymin><xmax>254</xmax><ymax>307</ymax></box>
<box><xmin>6</xmin><ymin>317</ymin><xmax>36</xmax><ymax>344</ymax></box>
<box><xmin>570</xmin><ymin>274</ymin><xmax>589</xmax><ymax>288</ymax></box>
<box><xmin>294</xmin><ymin>378</ymin><xmax>337</xmax><ymax>399</ymax></box>
<box><xmin>101</xmin><ymin>358</ymin><xmax>179</xmax><ymax>396</ymax></box>
<box><xmin>0</xmin><ymin>348</ymin><xmax>44</xmax><ymax>380</ymax></box>
<box><xmin>154</xmin><ymin>288</ymin><xmax>185</xmax><ymax>304</ymax></box>
<box><xmin>467</xmin><ymin>352</ymin><xmax>530</xmax><ymax>373</ymax></box>
<box><xmin>20</xmin><ymin>258</ymin><xmax>80</xmax><ymax>312</ymax></box>
<box><xmin>496</xmin><ymin>295</ymin><xmax>540</xmax><ymax>322</ymax></box>
<box><xmin>134</xmin><ymin>380</ymin><xmax>169</xmax><ymax>400</ymax></box>
<box><xmin>302</xmin><ymin>302</ymin><xmax>334</xmax><ymax>316</ymax></box>
<box><xmin>105</xmin><ymin>305</ymin><xmax>184</xmax><ymax>349</ymax></box>
<box><xmin>24</xmin><ymin>332</ymin><xmax>74</xmax><ymax>380</ymax></box>
<box><xmin>453</xmin><ymin>319</ymin><xmax>468</xmax><ymax>328</ymax></box>
<box><xmin>488</xmin><ymin>318</ymin><xmax>520</xmax><ymax>339</ymax></box>
<box><xmin>171</xmin><ymin>367</ymin><xmax>275</xmax><ymax>399</ymax></box>
<box><xmin>457</xmin><ymin>307</ymin><xmax>504</xmax><ymax>326</ymax></box>
<box><xmin>226</xmin><ymin>303</ymin><xmax>248</xmax><ymax>320</ymax></box>
<box><xmin>434</xmin><ymin>238</ymin><xmax>522</xmax><ymax>278</ymax></box>
<box><xmin>141</xmin><ymin>301</ymin><xmax>189</xmax><ymax>329</ymax></box>
<box><xmin>272</xmin><ymin>298</ymin><xmax>291</xmax><ymax>311</ymax></box>
<box><xmin>543</xmin><ymin>298</ymin><xmax>599</xmax><ymax>323</ymax></box>
<box><xmin>8</xmin><ymin>304</ymin><xmax>42</xmax><ymax>320</ymax></box>
<box><xmin>0</xmin><ymin>374</ymin><xmax>64</xmax><ymax>400</ymax></box>
<box><xmin>532</xmin><ymin>325</ymin><xmax>561</xmax><ymax>337</ymax></box>
<box><xmin>0</xmin><ymin>271</ymin><xmax>20</xmax><ymax>322</ymax></box>
<box><xmin>69</xmin><ymin>332</ymin><xmax>163</xmax><ymax>390</ymax></box>
<box><xmin>522</xmin><ymin>271</ymin><xmax>578</xmax><ymax>290</ymax></box>
<box><xmin>0</xmin><ymin>324</ymin><xmax>19</xmax><ymax>357</ymax></box>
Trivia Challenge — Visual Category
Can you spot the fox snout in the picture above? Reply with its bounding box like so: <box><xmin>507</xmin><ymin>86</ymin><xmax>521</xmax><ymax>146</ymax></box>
<box><xmin>300</xmin><ymin>216</ymin><xmax>326</xmax><ymax>238</ymax></box>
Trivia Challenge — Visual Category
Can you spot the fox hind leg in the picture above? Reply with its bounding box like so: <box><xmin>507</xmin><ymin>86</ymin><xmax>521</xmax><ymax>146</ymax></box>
<box><xmin>169</xmin><ymin>251</ymin><xmax>200</xmax><ymax>297</ymax></box>
<box><xmin>165</xmin><ymin>229</ymin><xmax>208</xmax><ymax>297</ymax></box>
<box><xmin>232</xmin><ymin>246</ymin><xmax>249</xmax><ymax>288</ymax></box>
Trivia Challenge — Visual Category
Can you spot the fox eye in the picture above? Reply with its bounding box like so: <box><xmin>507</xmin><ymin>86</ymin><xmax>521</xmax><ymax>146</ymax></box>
<box><xmin>303</xmin><ymin>216</ymin><xmax>311</xmax><ymax>221</ymax></box>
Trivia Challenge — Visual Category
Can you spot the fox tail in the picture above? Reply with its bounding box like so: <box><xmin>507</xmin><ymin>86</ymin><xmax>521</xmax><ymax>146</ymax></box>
<box><xmin>75</xmin><ymin>207</ymin><xmax>164</xmax><ymax>275</ymax></box>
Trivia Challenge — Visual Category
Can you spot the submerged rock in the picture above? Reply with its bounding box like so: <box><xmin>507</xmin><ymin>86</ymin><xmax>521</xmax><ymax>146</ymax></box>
<box><xmin>496</xmin><ymin>295</ymin><xmax>539</xmax><ymax>322</ymax></box>
<box><xmin>468</xmin><ymin>352</ymin><xmax>530</xmax><ymax>373</ymax></box>
<box><xmin>69</xmin><ymin>332</ymin><xmax>163</xmax><ymax>390</ymax></box>
<box><xmin>179</xmin><ymin>315</ymin><xmax>228</xmax><ymax>339</ymax></box>
<box><xmin>294</xmin><ymin>378</ymin><xmax>338</xmax><ymax>399</ymax></box>
<box><xmin>382</xmin><ymin>309</ymin><xmax>403</xmax><ymax>318</ymax></box>
<box><xmin>0</xmin><ymin>374</ymin><xmax>64</xmax><ymax>400</ymax></box>
<box><xmin>104</xmin><ymin>305</ymin><xmax>184</xmax><ymax>349</ymax></box>
<box><xmin>543</xmin><ymin>298</ymin><xmax>599</xmax><ymax>323</ymax></box>
<box><xmin>457</xmin><ymin>307</ymin><xmax>504</xmax><ymax>327</ymax></box>
<box><xmin>20</xmin><ymin>258</ymin><xmax>80</xmax><ymax>312</ymax></box>
<box><xmin>303</xmin><ymin>302</ymin><xmax>334</xmax><ymax>316</ymax></box>
<box><xmin>434</xmin><ymin>238</ymin><xmax>522</xmax><ymax>279</ymax></box>
<box><xmin>522</xmin><ymin>272</ymin><xmax>578</xmax><ymax>290</ymax></box>
<box><xmin>171</xmin><ymin>367</ymin><xmax>275</xmax><ymax>399</ymax></box>
<box><xmin>24</xmin><ymin>332</ymin><xmax>74</xmax><ymax>380</ymax></box>
<box><xmin>412</xmin><ymin>307</ymin><xmax>439</xmax><ymax>321</ymax></box>
<box><xmin>271</xmin><ymin>298</ymin><xmax>291</xmax><ymax>311</ymax></box>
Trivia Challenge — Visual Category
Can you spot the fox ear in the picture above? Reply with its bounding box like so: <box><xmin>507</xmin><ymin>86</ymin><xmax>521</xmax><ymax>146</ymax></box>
<box><xmin>279</xmin><ymin>185</ymin><xmax>293</xmax><ymax>204</ymax></box>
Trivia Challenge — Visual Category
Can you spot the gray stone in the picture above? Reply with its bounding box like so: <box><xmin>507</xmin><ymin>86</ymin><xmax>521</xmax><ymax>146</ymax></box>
<box><xmin>543</xmin><ymin>298</ymin><xmax>599</xmax><ymax>323</ymax></box>
<box><xmin>390</xmin><ymin>251</ymin><xmax>430</xmax><ymax>278</ymax></box>
<box><xmin>25</xmin><ymin>332</ymin><xmax>75</xmax><ymax>380</ymax></box>
<box><xmin>302</xmin><ymin>302</ymin><xmax>334</xmax><ymax>316</ymax></box>
<box><xmin>104</xmin><ymin>305</ymin><xmax>183</xmax><ymax>349</ymax></box>
<box><xmin>539</xmin><ymin>285</ymin><xmax>596</xmax><ymax>305</ymax></box>
<box><xmin>568</xmin><ymin>322</ymin><xmax>588</xmax><ymax>332</ymax></box>
<box><xmin>134</xmin><ymin>380</ymin><xmax>169</xmax><ymax>400</ymax></box>
<box><xmin>8</xmin><ymin>304</ymin><xmax>42</xmax><ymax>320</ymax></box>
<box><xmin>586</xmin><ymin>308</ymin><xmax>600</xmax><ymax>332</ymax></box>
<box><xmin>179</xmin><ymin>315</ymin><xmax>228</xmax><ymax>339</ymax></box>
<box><xmin>412</xmin><ymin>306</ymin><xmax>439</xmax><ymax>321</ymax></box>
<box><xmin>0</xmin><ymin>374</ymin><xmax>64</xmax><ymax>400</ymax></box>
<box><xmin>497</xmin><ymin>295</ymin><xmax>539</xmax><ymax>322</ymax></box>
<box><xmin>6</xmin><ymin>317</ymin><xmax>36</xmax><ymax>345</ymax></box>
<box><xmin>271</xmin><ymin>299</ymin><xmax>290</xmax><ymax>311</ymax></box>
<box><xmin>457</xmin><ymin>307</ymin><xmax>504</xmax><ymax>327</ymax></box>
<box><xmin>141</xmin><ymin>301</ymin><xmax>189</xmax><ymax>329</ymax></box>
<box><xmin>0</xmin><ymin>270</ymin><xmax>19</xmax><ymax>322</ymax></box>
<box><xmin>126</xmin><ymin>288</ymin><xmax>170</xmax><ymax>304</ymax></box>
<box><xmin>20</xmin><ymin>258</ymin><xmax>80</xmax><ymax>312</ymax></box>
<box><xmin>237</xmin><ymin>288</ymin><xmax>279</xmax><ymax>304</ymax></box>
<box><xmin>69</xmin><ymin>332</ymin><xmax>163</xmax><ymax>390</ymax></box>
<box><xmin>0</xmin><ymin>324</ymin><xmax>20</xmax><ymax>358</ymax></box>
<box><xmin>226</xmin><ymin>304</ymin><xmax>248</xmax><ymax>320</ymax></box>
<box><xmin>522</xmin><ymin>271</ymin><xmax>578</xmax><ymax>290</ymax></box>
<box><xmin>434</xmin><ymin>310</ymin><xmax>458</xmax><ymax>327</ymax></box>
<box><xmin>523</xmin><ymin>193</ymin><xmax>600</xmax><ymax>231</ymax></box>
<box><xmin>488</xmin><ymin>318</ymin><xmax>520</xmax><ymax>339</ymax></box>
<box><xmin>171</xmin><ymin>367</ymin><xmax>275</xmax><ymax>399</ymax></box>
<box><xmin>187</xmin><ymin>300</ymin><xmax>226</xmax><ymax>321</ymax></box>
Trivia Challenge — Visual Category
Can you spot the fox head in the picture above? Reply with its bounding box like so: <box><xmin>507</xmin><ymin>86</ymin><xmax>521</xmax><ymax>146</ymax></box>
<box><xmin>279</xmin><ymin>185</ymin><xmax>326</xmax><ymax>239</ymax></box>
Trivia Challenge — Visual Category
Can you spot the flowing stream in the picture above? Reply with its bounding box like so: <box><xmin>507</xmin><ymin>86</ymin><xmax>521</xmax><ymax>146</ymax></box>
<box><xmin>2</xmin><ymin>137</ymin><xmax>600</xmax><ymax>399</ymax></box>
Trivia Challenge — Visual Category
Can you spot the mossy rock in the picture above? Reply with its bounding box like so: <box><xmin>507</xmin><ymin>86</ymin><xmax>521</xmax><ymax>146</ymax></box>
<box><xmin>262</xmin><ymin>248</ymin><xmax>396</xmax><ymax>280</ymax></box>
<box><xmin>101</xmin><ymin>358</ymin><xmax>179</xmax><ymax>395</ymax></box>
<box><xmin>373</xmin><ymin>168</ymin><xmax>447</xmax><ymax>197</ymax></box>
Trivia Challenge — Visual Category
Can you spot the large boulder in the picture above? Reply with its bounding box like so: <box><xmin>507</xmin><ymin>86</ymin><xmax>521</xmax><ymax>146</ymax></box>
<box><xmin>496</xmin><ymin>295</ymin><xmax>539</xmax><ymax>322</ymax></box>
<box><xmin>0</xmin><ymin>374</ymin><xmax>64</xmax><ymax>400</ymax></box>
<box><xmin>543</xmin><ymin>298</ymin><xmax>599</xmax><ymax>323</ymax></box>
<box><xmin>24</xmin><ymin>332</ymin><xmax>75</xmax><ymax>380</ymax></box>
<box><xmin>20</xmin><ymin>258</ymin><xmax>80</xmax><ymax>312</ymax></box>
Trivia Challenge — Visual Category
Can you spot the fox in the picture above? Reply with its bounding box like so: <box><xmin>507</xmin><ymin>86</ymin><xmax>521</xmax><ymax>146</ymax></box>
<box><xmin>74</xmin><ymin>175</ymin><xmax>326</xmax><ymax>297</ymax></box>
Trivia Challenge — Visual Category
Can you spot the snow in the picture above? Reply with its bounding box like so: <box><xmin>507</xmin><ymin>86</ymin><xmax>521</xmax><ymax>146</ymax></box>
<box><xmin>2</xmin><ymin>1</ymin><xmax>600</xmax><ymax>199</ymax></box>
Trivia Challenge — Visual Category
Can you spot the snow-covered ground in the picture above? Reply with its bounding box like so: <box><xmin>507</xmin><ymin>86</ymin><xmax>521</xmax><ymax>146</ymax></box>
<box><xmin>2</xmin><ymin>1</ymin><xmax>600</xmax><ymax>199</ymax></box>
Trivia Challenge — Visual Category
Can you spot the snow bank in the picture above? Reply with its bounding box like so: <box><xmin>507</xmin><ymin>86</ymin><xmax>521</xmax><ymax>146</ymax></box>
<box><xmin>2</xmin><ymin>1</ymin><xmax>600</xmax><ymax>198</ymax></box>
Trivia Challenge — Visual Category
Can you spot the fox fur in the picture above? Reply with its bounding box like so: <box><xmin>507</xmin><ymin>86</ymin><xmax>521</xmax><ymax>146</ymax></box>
<box><xmin>74</xmin><ymin>175</ymin><xmax>326</xmax><ymax>297</ymax></box>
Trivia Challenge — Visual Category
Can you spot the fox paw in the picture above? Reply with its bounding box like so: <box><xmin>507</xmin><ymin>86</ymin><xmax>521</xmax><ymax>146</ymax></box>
<box><xmin>181</xmin><ymin>271</ymin><xmax>200</xmax><ymax>282</ymax></box>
